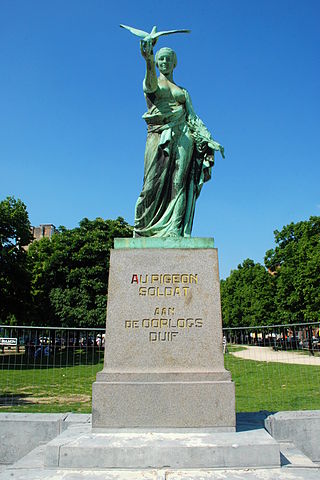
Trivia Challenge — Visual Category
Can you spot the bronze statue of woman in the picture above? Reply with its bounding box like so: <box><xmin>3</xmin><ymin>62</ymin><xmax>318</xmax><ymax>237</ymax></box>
<box><xmin>123</xmin><ymin>30</ymin><xmax>224</xmax><ymax>237</ymax></box>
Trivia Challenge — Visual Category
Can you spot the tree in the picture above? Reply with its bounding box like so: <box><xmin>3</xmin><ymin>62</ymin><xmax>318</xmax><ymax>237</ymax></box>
<box><xmin>220</xmin><ymin>259</ymin><xmax>276</xmax><ymax>327</ymax></box>
<box><xmin>28</xmin><ymin>217</ymin><xmax>132</xmax><ymax>327</ymax></box>
<box><xmin>0</xmin><ymin>196</ymin><xmax>33</xmax><ymax>324</ymax></box>
<box><xmin>265</xmin><ymin>216</ymin><xmax>320</xmax><ymax>322</ymax></box>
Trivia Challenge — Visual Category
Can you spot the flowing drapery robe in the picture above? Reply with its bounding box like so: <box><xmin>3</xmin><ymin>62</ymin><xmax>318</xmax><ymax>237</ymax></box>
<box><xmin>134</xmin><ymin>87</ymin><xmax>224</xmax><ymax>237</ymax></box>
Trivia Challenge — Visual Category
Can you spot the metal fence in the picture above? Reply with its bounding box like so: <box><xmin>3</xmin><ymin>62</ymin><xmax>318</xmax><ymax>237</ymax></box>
<box><xmin>1</xmin><ymin>322</ymin><xmax>319</xmax><ymax>413</ymax></box>
<box><xmin>0</xmin><ymin>325</ymin><xmax>105</xmax><ymax>412</ymax></box>
<box><xmin>223</xmin><ymin>321</ymin><xmax>320</xmax><ymax>354</ymax></box>
<box><xmin>223</xmin><ymin>321</ymin><xmax>320</xmax><ymax>412</ymax></box>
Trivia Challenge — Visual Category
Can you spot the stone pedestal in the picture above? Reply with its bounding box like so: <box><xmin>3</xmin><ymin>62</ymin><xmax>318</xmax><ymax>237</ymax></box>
<box><xmin>92</xmin><ymin>237</ymin><xmax>235</xmax><ymax>429</ymax></box>
<box><xmin>44</xmin><ymin>241</ymin><xmax>280</xmax><ymax>470</ymax></box>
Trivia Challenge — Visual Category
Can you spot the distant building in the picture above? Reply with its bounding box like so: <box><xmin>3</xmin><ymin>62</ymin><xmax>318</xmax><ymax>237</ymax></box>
<box><xmin>31</xmin><ymin>224</ymin><xmax>56</xmax><ymax>241</ymax></box>
<box><xmin>24</xmin><ymin>224</ymin><xmax>57</xmax><ymax>250</ymax></box>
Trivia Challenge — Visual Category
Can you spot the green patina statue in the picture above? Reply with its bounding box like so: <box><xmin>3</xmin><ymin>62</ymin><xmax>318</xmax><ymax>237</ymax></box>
<box><xmin>121</xmin><ymin>25</ymin><xmax>224</xmax><ymax>238</ymax></box>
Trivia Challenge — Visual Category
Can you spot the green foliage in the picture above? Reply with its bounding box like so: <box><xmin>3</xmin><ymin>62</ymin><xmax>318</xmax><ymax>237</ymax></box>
<box><xmin>0</xmin><ymin>196</ymin><xmax>33</xmax><ymax>248</ymax></box>
<box><xmin>221</xmin><ymin>259</ymin><xmax>276</xmax><ymax>327</ymax></box>
<box><xmin>1</xmin><ymin>194</ymin><xmax>318</xmax><ymax>330</ymax></box>
<box><xmin>264</xmin><ymin>216</ymin><xmax>320</xmax><ymax>322</ymax></box>
<box><xmin>221</xmin><ymin>216</ymin><xmax>320</xmax><ymax>327</ymax></box>
<box><xmin>28</xmin><ymin>217</ymin><xmax>132</xmax><ymax>327</ymax></box>
<box><xmin>0</xmin><ymin>197</ymin><xmax>33</xmax><ymax>324</ymax></box>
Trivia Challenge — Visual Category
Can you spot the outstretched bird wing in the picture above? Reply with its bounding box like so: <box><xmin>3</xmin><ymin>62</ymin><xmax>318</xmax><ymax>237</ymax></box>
<box><xmin>120</xmin><ymin>24</ymin><xmax>149</xmax><ymax>39</ymax></box>
<box><xmin>152</xmin><ymin>29</ymin><xmax>191</xmax><ymax>39</ymax></box>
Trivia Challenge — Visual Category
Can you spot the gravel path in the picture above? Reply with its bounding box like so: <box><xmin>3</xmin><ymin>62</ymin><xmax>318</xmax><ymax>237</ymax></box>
<box><xmin>231</xmin><ymin>346</ymin><xmax>320</xmax><ymax>365</ymax></box>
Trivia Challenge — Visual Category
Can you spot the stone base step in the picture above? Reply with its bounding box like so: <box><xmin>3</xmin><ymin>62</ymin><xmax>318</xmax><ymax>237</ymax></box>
<box><xmin>279</xmin><ymin>441</ymin><xmax>318</xmax><ymax>467</ymax></box>
<box><xmin>45</xmin><ymin>424</ymin><xmax>280</xmax><ymax>469</ymax></box>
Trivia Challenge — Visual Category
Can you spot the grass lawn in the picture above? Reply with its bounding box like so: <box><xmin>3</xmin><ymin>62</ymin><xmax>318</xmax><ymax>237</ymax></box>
<box><xmin>225</xmin><ymin>353</ymin><xmax>320</xmax><ymax>412</ymax></box>
<box><xmin>0</xmin><ymin>348</ymin><xmax>103</xmax><ymax>413</ymax></box>
<box><xmin>0</xmin><ymin>347</ymin><xmax>319</xmax><ymax>413</ymax></box>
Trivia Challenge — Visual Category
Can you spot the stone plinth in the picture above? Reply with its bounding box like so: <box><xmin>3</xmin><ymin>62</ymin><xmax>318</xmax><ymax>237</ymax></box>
<box><xmin>0</xmin><ymin>413</ymin><xmax>66</xmax><ymax>464</ymax></box>
<box><xmin>92</xmin><ymin>238</ymin><xmax>235</xmax><ymax>429</ymax></box>
<box><xmin>45</xmin><ymin>426</ymin><xmax>280</xmax><ymax>469</ymax></box>
<box><xmin>265</xmin><ymin>410</ymin><xmax>320</xmax><ymax>462</ymax></box>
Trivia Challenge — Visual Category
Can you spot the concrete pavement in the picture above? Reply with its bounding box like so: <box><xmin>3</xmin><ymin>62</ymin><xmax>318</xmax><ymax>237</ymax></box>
<box><xmin>231</xmin><ymin>346</ymin><xmax>320</xmax><ymax>365</ymax></box>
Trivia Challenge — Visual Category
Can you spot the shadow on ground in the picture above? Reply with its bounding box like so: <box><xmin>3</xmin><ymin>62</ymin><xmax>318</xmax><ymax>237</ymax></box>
<box><xmin>236</xmin><ymin>411</ymin><xmax>276</xmax><ymax>431</ymax></box>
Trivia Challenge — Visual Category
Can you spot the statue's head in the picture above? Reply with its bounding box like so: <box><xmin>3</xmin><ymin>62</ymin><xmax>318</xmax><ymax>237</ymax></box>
<box><xmin>155</xmin><ymin>47</ymin><xmax>177</xmax><ymax>73</ymax></box>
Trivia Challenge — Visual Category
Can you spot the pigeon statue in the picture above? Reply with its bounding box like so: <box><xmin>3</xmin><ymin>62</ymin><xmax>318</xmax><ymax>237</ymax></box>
<box><xmin>120</xmin><ymin>24</ymin><xmax>191</xmax><ymax>47</ymax></box>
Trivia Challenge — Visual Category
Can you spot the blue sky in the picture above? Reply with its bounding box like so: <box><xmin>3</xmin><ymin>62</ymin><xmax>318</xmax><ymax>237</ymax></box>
<box><xmin>1</xmin><ymin>0</ymin><xmax>319</xmax><ymax>278</ymax></box>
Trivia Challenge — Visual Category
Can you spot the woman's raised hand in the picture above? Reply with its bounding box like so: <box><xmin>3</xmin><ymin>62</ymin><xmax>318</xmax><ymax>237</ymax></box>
<box><xmin>140</xmin><ymin>39</ymin><xmax>154</xmax><ymax>60</ymax></box>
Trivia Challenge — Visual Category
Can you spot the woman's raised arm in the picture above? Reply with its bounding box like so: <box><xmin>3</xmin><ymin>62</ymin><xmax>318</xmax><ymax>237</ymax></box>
<box><xmin>140</xmin><ymin>40</ymin><xmax>157</xmax><ymax>93</ymax></box>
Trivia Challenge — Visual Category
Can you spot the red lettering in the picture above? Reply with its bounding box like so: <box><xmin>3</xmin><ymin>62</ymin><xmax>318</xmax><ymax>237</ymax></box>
<box><xmin>131</xmin><ymin>274</ymin><xmax>139</xmax><ymax>284</ymax></box>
